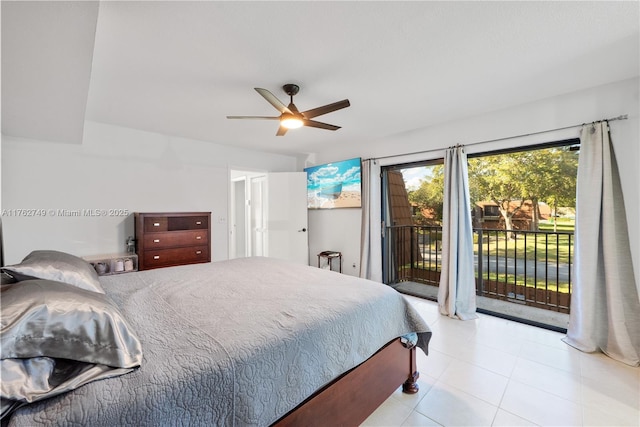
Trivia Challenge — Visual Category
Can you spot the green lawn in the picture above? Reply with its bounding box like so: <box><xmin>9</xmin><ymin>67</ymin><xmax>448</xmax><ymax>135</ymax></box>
<box><xmin>404</xmin><ymin>263</ymin><xmax>572</xmax><ymax>294</ymax></box>
<box><xmin>475</xmin><ymin>233</ymin><xmax>573</xmax><ymax>264</ymax></box>
<box><xmin>410</xmin><ymin>223</ymin><xmax>575</xmax><ymax>267</ymax></box>
<box><xmin>538</xmin><ymin>218</ymin><xmax>575</xmax><ymax>232</ymax></box>
<box><xmin>478</xmin><ymin>271</ymin><xmax>571</xmax><ymax>293</ymax></box>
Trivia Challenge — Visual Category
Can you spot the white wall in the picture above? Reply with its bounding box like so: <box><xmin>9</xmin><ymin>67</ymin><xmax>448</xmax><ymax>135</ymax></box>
<box><xmin>308</xmin><ymin>208</ymin><xmax>361</xmax><ymax>276</ymax></box>
<box><xmin>309</xmin><ymin>78</ymin><xmax>640</xmax><ymax>289</ymax></box>
<box><xmin>3</xmin><ymin>79</ymin><xmax>638</xmax><ymax>290</ymax></box>
<box><xmin>1</xmin><ymin>121</ymin><xmax>297</xmax><ymax>264</ymax></box>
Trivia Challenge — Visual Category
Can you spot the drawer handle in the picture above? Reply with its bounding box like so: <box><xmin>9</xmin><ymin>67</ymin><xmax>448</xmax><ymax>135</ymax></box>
<box><xmin>154</xmin><ymin>239</ymin><xmax>160</xmax><ymax>243</ymax></box>
<box><xmin>196</xmin><ymin>236</ymin><xmax>202</xmax><ymax>240</ymax></box>
<box><xmin>196</xmin><ymin>221</ymin><xmax>202</xmax><ymax>225</ymax></box>
<box><xmin>196</xmin><ymin>251</ymin><xmax>202</xmax><ymax>255</ymax></box>
<box><xmin>153</xmin><ymin>222</ymin><xmax>160</xmax><ymax>227</ymax></box>
<box><xmin>154</xmin><ymin>255</ymin><xmax>160</xmax><ymax>260</ymax></box>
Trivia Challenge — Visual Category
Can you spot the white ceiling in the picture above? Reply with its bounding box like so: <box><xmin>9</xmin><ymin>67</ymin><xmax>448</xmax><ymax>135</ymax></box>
<box><xmin>2</xmin><ymin>1</ymin><xmax>99</xmax><ymax>144</ymax></box>
<box><xmin>2</xmin><ymin>1</ymin><xmax>639</xmax><ymax>157</ymax></box>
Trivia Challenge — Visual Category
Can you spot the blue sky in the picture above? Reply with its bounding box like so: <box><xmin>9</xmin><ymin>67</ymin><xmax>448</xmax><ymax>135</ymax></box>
<box><xmin>401</xmin><ymin>167</ymin><xmax>432</xmax><ymax>190</ymax></box>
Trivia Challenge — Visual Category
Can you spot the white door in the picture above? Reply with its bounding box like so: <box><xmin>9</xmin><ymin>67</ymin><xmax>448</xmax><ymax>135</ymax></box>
<box><xmin>250</xmin><ymin>175</ymin><xmax>267</xmax><ymax>257</ymax></box>
<box><xmin>265</xmin><ymin>172</ymin><xmax>309</xmax><ymax>265</ymax></box>
<box><xmin>230</xmin><ymin>178</ymin><xmax>247</xmax><ymax>259</ymax></box>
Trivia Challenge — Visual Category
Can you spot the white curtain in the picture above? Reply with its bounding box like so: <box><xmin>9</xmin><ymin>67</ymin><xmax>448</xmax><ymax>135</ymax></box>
<box><xmin>438</xmin><ymin>146</ymin><xmax>478</xmax><ymax>320</ymax></box>
<box><xmin>359</xmin><ymin>159</ymin><xmax>382</xmax><ymax>282</ymax></box>
<box><xmin>563</xmin><ymin>122</ymin><xmax>640</xmax><ymax>366</ymax></box>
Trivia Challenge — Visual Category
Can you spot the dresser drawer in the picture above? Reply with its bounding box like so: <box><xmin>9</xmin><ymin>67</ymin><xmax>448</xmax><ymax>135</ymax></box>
<box><xmin>143</xmin><ymin>230</ymin><xmax>208</xmax><ymax>249</ymax></box>
<box><xmin>144</xmin><ymin>217</ymin><xmax>168</xmax><ymax>232</ymax></box>
<box><xmin>168</xmin><ymin>216</ymin><xmax>209</xmax><ymax>231</ymax></box>
<box><xmin>143</xmin><ymin>246</ymin><xmax>209</xmax><ymax>269</ymax></box>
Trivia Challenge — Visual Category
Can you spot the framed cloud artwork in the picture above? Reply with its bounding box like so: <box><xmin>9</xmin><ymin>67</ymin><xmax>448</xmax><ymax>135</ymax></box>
<box><xmin>304</xmin><ymin>157</ymin><xmax>362</xmax><ymax>209</ymax></box>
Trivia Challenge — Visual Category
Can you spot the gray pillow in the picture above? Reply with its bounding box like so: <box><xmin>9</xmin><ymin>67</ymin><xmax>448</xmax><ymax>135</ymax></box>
<box><xmin>1</xmin><ymin>250</ymin><xmax>104</xmax><ymax>294</ymax></box>
<box><xmin>0</xmin><ymin>279</ymin><xmax>142</xmax><ymax>368</ymax></box>
<box><xmin>1</xmin><ymin>272</ymin><xmax>16</xmax><ymax>285</ymax></box>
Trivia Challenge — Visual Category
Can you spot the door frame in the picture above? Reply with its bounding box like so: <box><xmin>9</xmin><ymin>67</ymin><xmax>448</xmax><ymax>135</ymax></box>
<box><xmin>229</xmin><ymin>168</ymin><xmax>267</xmax><ymax>259</ymax></box>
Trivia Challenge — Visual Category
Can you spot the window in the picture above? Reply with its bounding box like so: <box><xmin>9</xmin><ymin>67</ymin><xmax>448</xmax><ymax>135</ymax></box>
<box><xmin>468</xmin><ymin>139</ymin><xmax>579</xmax><ymax>232</ymax></box>
<box><xmin>381</xmin><ymin>139</ymin><xmax>579</xmax><ymax>324</ymax></box>
<box><xmin>483</xmin><ymin>205</ymin><xmax>500</xmax><ymax>218</ymax></box>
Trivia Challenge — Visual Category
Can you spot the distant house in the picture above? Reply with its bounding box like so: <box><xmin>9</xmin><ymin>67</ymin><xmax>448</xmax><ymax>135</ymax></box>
<box><xmin>388</xmin><ymin>171</ymin><xmax>422</xmax><ymax>266</ymax></box>
<box><xmin>472</xmin><ymin>200</ymin><xmax>551</xmax><ymax>230</ymax></box>
<box><xmin>410</xmin><ymin>204</ymin><xmax>440</xmax><ymax>227</ymax></box>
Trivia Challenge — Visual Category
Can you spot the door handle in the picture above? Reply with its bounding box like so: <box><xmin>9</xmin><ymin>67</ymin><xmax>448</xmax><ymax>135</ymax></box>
<box><xmin>298</xmin><ymin>228</ymin><xmax>307</xmax><ymax>232</ymax></box>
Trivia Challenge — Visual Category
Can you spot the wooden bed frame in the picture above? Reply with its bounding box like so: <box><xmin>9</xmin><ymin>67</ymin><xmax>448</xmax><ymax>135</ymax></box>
<box><xmin>273</xmin><ymin>338</ymin><xmax>419</xmax><ymax>426</ymax></box>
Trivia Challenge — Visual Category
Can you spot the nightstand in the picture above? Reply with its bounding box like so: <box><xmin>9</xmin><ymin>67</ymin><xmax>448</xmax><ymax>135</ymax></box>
<box><xmin>317</xmin><ymin>251</ymin><xmax>342</xmax><ymax>273</ymax></box>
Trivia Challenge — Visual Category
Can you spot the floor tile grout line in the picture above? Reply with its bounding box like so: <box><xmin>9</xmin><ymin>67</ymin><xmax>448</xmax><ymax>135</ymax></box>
<box><xmin>403</xmin><ymin>296</ymin><xmax>640</xmax><ymax>427</ymax></box>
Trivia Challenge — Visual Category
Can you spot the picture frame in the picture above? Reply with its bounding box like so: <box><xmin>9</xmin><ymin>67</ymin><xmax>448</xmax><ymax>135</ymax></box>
<box><xmin>304</xmin><ymin>157</ymin><xmax>362</xmax><ymax>209</ymax></box>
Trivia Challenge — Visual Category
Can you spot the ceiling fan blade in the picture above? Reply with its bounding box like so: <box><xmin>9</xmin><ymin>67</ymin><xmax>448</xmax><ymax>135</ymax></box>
<box><xmin>302</xmin><ymin>99</ymin><xmax>350</xmax><ymax>119</ymax></box>
<box><xmin>303</xmin><ymin>119</ymin><xmax>341</xmax><ymax>131</ymax></box>
<box><xmin>255</xmin><ymin>88</ymin><xmax>292</xmax><ymax>114</ymax></box>
<box><xmin>226</xmin><ymin>115</ymin><xmax>279</xmax><ymax>120</ymax></box>
<box><xmin>276</xmin><ymin>125</ymin><xmax>288</xmax><ymax>136</ymax></box>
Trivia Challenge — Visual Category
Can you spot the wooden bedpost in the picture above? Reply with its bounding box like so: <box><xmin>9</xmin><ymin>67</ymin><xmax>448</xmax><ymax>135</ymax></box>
<box><xmin>402</xmin><ymin>346</ymin><xmax>419</xmax><ymax>394</ymax></box>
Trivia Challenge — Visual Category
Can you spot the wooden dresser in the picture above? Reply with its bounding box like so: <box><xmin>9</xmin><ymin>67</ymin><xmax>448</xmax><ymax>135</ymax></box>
<box><xmin>135</xmin><ymin>212</ymin><xmax>211</xmax><ymax>270</ymax></box>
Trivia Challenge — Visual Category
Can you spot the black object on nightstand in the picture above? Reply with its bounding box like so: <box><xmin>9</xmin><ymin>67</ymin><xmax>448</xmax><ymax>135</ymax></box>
<box><xmin>317</xmin><ymin>251</ymin><xmax>342</xmax><ymax>273</ymax></box>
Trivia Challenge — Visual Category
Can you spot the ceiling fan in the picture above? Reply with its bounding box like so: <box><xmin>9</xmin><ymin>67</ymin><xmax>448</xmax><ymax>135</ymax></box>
<box><xmin>227</xmin><ymin>84</ymin><xmax>350</xmax><ymax>136</ymax></box>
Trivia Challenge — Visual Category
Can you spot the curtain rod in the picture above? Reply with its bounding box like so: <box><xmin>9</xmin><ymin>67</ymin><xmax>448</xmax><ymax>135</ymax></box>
<box><xmin>365</xmin><ymin>114</ymin><xmax>628</xmax><ymax>162</ymax></box>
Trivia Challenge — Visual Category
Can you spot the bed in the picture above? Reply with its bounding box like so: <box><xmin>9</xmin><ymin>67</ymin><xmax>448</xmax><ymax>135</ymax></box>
<box><xmin>1</xmin><ymin>251</ymin><xmax>431</xmax><ymax>426</ymax></box>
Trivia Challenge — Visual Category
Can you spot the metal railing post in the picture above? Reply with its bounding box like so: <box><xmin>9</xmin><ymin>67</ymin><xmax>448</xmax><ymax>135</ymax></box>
<box><xmin>410</xmin><ymin>225</ymin><xmax>414</xmax><ymax>274</ymax></box>
<box><xmin>477</xmin><ymin>228</ymin><xmax>484</xmax><ymax>295</ymax></box>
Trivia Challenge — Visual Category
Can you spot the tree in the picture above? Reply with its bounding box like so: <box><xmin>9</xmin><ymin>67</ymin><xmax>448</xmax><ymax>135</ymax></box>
<box><xmin>407</xmin><ymin>164</ymin><xmax>444</xmax><ymax>225</ymax></box>
<box><xmin>519</xmin><ymin>147</ymin><xmax>578</xmax><ymax>230</ymax></box>
<box><xmin>468</xmin><ymin>147</ymin><xmax>578</xmax><ymax>233</ymax></box>
<box><xmin>403</xmin><ymin>146</ymin><xmax>578</xmax><ymax>233</ymax></box>
<box><xmin>468</xmin><ymin>154</ymin><xmax>529</xmax><ymax>236</ymax></box>
<box><xmin>540</xmin><ymin>147</ymin><xmax>578</xmax><ymax>231</ymax></box>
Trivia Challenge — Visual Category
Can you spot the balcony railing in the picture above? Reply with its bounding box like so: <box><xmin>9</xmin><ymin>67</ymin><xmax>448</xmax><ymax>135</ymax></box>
<box><xmin>386</xmin><ymin>225</ymin><xmax>573</xmax><ymax>313</ymax></box>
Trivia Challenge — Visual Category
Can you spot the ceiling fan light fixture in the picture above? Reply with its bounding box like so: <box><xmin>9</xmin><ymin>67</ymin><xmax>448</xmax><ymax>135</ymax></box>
<box><xmin>227</xmin><ymin>85</ymin><xmax>350</xmax><ymax>135</ymax></box>
<box><xmin>281</xmin><ymin>114</ymin><xmax>303</xmax><ymax>129</ymax></box>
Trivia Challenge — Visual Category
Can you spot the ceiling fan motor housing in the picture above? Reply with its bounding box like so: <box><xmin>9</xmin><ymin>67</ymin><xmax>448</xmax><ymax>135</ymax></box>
<box><xmin>283</xmin><ymin>84</ymin><xmax>300</xmax><ymax>97</ymax></box>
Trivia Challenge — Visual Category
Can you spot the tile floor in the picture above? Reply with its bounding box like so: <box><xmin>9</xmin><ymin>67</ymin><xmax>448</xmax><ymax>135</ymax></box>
<box><xmin>361</xmin><ymin>295</ymin><xmax>640</xmax><ymax>427</ymax></box>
